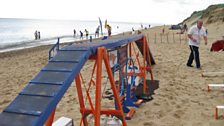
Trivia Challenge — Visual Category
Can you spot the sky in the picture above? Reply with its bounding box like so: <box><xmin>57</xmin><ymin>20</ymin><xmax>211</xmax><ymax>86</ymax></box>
<box><xmin>0</xmin><ymin>0</ymin><xmax>223</xmax><ymax>24</ymax></box>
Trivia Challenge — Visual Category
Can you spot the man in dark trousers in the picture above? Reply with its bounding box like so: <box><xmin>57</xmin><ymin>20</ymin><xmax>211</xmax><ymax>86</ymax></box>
<box><xmin>73</xmin><ymin>29</ymin><xmax>76</xmax><ymax>37</ymax></box>
<box><xmin>80</xmin><ymin>31</ymin><xmax>83</xmax><ymax>40</ymax></box>
<box><xmin>186</xmin><ymin>20</ymin><xmax>207</xmax><ymax>69</ymax></box>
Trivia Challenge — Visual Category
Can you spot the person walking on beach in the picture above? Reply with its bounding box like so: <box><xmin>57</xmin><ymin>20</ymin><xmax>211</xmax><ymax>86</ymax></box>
<box><xmin>106</xmin><ymin>25</ymin><xmax>112</xmax><ymax>36</ymax></box>
<box><xmin>73</xmin><ymin>29</ymin><xmax>76</xmax><ymax>37</ymax></box>
<box><xmin>141</xmin><ymin>24</ymin><xmax>143</xmax><ymax>29</ymax></box>
<box><xmin>183</xmin><ymin>24</ymin><xmax>188</xmax><ymax>32</ymax></box>
<box><xmin>132</xmin><ymin>27</ymin><xmax>135</xmax><ymax>34</ymax></box>
<box><xmin>84</xmin><ymin>29</ymin><xmax>89</xmax><ymax>39</ymax></box>
<box><xmin>162</xmin><ymin>24</ymin><xmax>165</xmax><ymax>34</ymax></box>
<box><xmin>80</xmin><ymin>31</ymin><xmax>83</xmax><ymax>40</ymax></box>
<box><xmin>38</xmin><ymin>31</ymin><xmax>41</xmax><ymax>39</ymax></box>
<box><xmin>95</xmin><ymin>26</ymin><xmax>100</xmax><ymax>38</ymax></box>
<box><xmin>186</xmin><ymin>20</ymin><xmax>208</xmax><ymax>69</ymax></box>
<box><xmin>34</xmin><ymin>30</ymin><xmax>38</xmax><ymax>40</ymax></box>
<box><xmin>34</xmin><ymin>30</ymin><xmax>40</xmax><ymax>40</ymax></box>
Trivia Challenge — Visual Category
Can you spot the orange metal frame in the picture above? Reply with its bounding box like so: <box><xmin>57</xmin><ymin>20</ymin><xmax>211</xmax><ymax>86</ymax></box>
<box><xmin>126</xmin><ymin>36</ymin><xmax>154</xmax><ymax>94</ymax></box>
<box><xmin>44</xmin><ymin>35</ymin><xmax>153</xmax><ymax>126</ymax></box>
<box><xmin>77</xmin><ymin>47</ymin><xmax>127</xmax><ymax>126</ymax></box>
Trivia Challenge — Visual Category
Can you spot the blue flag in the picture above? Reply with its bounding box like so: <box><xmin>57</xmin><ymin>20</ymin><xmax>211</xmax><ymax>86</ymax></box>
<box><xmin>98</xmin><ymin>17</ymin><xmax>103</xmax><ymax>36</ymax></box>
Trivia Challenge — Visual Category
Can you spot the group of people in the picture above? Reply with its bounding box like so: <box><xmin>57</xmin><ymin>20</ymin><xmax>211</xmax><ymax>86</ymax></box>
<box><xmin>34</xmin><ymin>30</ymin><xmax>41</xmax><ymax>40</ymax></box>
<box><xmin>73</xmin><ymin>29</ymin><xmax>87</xmax><ymax>40</ymax></box>
<box><xmin>74</xmin><ymin>29</ymin><xmax>89</xmax><ymax>40</ymax></box>
<box><xmin>32</xmin><ymin>20</ymin><xmax>210</xmax><ymax>70</ymax></box>
<box><xmin>34</xmin><ymin>23</ymin><xmax>113</xmax><ymax>41</ymax></box>
<box><xmin>73</xmin><ymin>24</ymin><xmax>112</xmax><ymax>40</ymax></box>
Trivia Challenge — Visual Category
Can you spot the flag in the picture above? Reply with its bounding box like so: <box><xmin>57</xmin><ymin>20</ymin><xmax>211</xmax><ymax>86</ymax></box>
<box><xmin>105</xmin><ymin>19</ymin><xmax>107</xmax><ymax>29</ymax></box>
<box><xmin>98</xmin><ymin>17</ymin><xmax>103</xmax><ymax>36</ymax></box>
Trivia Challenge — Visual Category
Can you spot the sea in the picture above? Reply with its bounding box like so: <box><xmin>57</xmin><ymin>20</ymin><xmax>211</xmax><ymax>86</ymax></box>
<box><xmin>0</xmin><ymin>18</ymin><xmax>157</xmax><ymax>53</ymax></box>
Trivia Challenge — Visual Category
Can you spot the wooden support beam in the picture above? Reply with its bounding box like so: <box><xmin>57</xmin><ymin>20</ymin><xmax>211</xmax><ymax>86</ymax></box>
<box><xmin>202</xmin><ymin>72</ymin><xmax>224</xmax><ymax>77</ymax></box>
<box><xmin>216</xmin><ymin>106</ymin><xmax>224</xmax><ymax>120</ymax></box>
<box><xmin>207</xmin><ymin>84</ymin><xmax>224</xmax><ymax>92</ymax></box>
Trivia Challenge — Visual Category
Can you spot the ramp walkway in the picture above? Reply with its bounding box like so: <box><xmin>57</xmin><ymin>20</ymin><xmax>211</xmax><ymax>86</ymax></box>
<box><xmin>0</xmin><ymin>34</ymin><xmax>152</xmax><ymax>126</ymax></box>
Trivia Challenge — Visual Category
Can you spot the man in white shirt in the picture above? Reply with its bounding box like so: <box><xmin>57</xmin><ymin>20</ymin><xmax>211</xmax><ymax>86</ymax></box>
<box><xmin>186</xmin><ymin>20</ymin><xmax>208</xmax><ymax>69</ymax></box>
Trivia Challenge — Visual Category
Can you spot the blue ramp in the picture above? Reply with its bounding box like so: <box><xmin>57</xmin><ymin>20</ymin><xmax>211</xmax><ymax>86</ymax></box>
<box><xmin>0</xmin><ymin>34</ymin><xmax>150</xmax><ymax>126</ymax></box>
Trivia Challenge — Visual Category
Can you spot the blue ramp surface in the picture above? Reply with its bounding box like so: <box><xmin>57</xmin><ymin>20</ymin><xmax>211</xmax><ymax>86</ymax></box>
<box><xmin>0</xmin><ymin>34</ymin><xmax>148</xmax><ymax>126</ymax></box>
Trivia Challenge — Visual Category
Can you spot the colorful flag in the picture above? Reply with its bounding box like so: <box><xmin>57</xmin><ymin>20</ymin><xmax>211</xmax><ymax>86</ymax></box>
<box><xmin>105</xmin><ymin>19</ymin><xmax>107</xmax><ymax>29</ymax></box>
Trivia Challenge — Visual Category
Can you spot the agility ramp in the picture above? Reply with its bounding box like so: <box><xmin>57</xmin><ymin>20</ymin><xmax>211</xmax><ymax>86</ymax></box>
<box><xmin>0</xmin><ymin>34</ymin><xmax>155</xmax><ymax>126</ymax></box>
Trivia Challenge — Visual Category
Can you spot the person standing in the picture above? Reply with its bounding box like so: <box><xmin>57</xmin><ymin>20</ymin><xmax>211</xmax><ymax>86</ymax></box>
<box><xmin>131</xmin><ymin>27</ymin><xmax>135</xmax><ymax>34</ymax></box>
<box><xmin>34</xmin><ymin>30</ymin><xmax>38</xmax><ymax>40</ymax></box>
<box><xmin>184</xmin><ymin>24</ymin><xmax>188</xmax><ymax>32</ymax></box>
<box><xmin>162</xmin><ymin>24</ymin><xmax>165</xmax><ymax>34</ymax></box>
<box><xmin>84</xmin><ymin>29</ymin><xmax>89</xmax><ymax>39</ymax></box>
<box><xmin>106</xmin><ymin>25</ymin><xmax>112</xmax><ymax>36</ymax></box>
<box><xmin>80</xmin><ymin>31</ymin><xmax>83</xmax><ymax>40</ymax></box>
<box><xmin>38</xmin><ymin>31</ymin><xmax>41</xmax><ymax>39</ymax></box>
<box><xmin>141</xmin><ymin>24</ymin><xmax>143</xmax><ymax>29</ymax></box>
<box><xmin>186</xmin><ymin>20</ymin><xmax>208</xmax><ymax>69</ymax></box>
<box><xmin>95</xmin><ymin>26</ymin><xmax>100</xmax><ymax>38</ymax></box>
<box><xmin>73</xmin><ymin>29</ymin><xmax>76</xmax><ymax>37</ymax></box>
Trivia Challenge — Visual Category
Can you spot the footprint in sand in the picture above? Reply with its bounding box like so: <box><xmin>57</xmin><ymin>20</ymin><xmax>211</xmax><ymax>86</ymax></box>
<box><xmin>190</xmin><ymin>99</ymin><xmax>200</xmax><ymax>103</ymax></box>
<box><xmin>170</xmin><ymin>101</ymin><xmax>176</xmax><ymax>105</ymax></box>
<box><xmin>145</xmin><ymin>110</ymin><xmax>165</xmax><ymax>119</ymax></box>
<box><xmin>173</xmin><ymin>109</ymin><xmax>185</xmax><ymax>119</ymax></box>
<box><xmin>198</xmin><ymin>102</ymin><xmax>205</xmax><ymax>106</ymax></box>
<box><xmin>176</xmin><ymin>104</ymin><xmax>182</xmax><ymax>109</ymax></box>
<box><xmin>144</xmin><ymin>110</ymin><xmax>151</xmax><ymax>115</ymax></box>
<box><xmin>143</xmin><ymin>122</ymin><xmax>156</xmax><ymax>126</ymax></box>
<box><xmin>153</xmin><ymin>102</ymin><xmax>160</xmax><ymax>106</ymax></box>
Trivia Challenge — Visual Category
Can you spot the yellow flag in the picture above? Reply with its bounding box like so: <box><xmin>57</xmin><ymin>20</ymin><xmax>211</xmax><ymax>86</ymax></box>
<box><xmin>105</xmin><ymin>19</ymin><xmax>107</xmax><ymax>28</ymax></box>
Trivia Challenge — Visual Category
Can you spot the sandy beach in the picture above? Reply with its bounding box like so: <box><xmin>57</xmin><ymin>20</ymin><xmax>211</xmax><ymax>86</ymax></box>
<box><xmin>0</xmin><ymin>23</ymin><xmax>224</xmax><ymax>126</ymax></box>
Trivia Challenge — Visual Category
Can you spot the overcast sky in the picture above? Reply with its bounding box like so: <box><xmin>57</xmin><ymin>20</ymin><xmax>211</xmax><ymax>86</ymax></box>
<box><xmin>0</xmin><ymin>0</ymin><xmax>223</xmax><ymax>24</ymax></box>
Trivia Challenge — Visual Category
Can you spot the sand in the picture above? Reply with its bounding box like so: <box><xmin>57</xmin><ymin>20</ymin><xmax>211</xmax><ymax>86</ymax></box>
<box><xmin>0</xmin><ymin>24</ymin><xmax>224</xmax><ymax>126</ymax></box>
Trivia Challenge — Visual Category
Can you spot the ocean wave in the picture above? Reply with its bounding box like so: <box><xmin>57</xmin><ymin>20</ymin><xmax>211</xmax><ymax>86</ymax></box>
<box><xmin>0</xmin><ymin>35</ymin><xmax>78</xmax><ymax>52</ymax></box>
